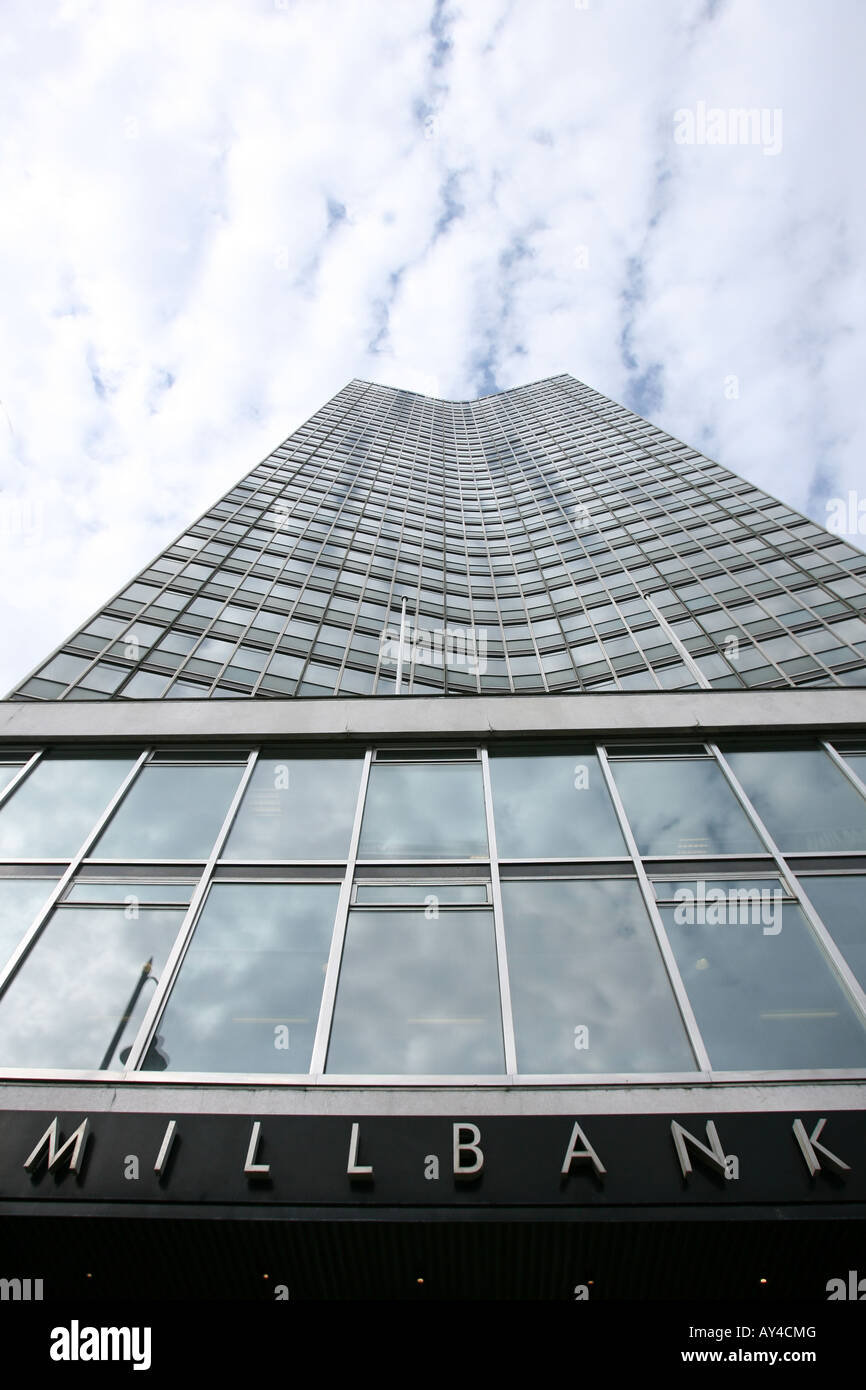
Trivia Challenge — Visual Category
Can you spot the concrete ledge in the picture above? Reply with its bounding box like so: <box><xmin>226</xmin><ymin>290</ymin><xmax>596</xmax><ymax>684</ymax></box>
<box><xmin>0</xmin><ymin>689</ymin><xmax>863</xmax><ymax>743</ymax></box>
<box><xmin>0</xmin><ymin>1078</ymin><xmax>864</xmax><ymax>1117</ymax></box>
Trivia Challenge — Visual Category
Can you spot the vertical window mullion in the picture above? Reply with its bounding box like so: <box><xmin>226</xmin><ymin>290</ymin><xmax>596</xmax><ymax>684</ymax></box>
<box><xmin>123</xmin><ymin>749</ymin><xmax>259</xmax><ymax>1073</ymax></box>
<box><xmin>0</xmin><ymin>749</ymin><xmax>44</xmax><ymax>815</ymax></box>
<box><xmin>480</xmin><ymin>747</ymin><xmax>517</xmax><ymax>1076</ymax></box>
<box><xmin>596</xmin><ymin>744</ymin><xmax>711</xmax><ymax>1074</ymax></box>
<box><xmin>310</xmin><ymin>748</ymin><xmax>373</xmax><ymax>1076</ymax></box>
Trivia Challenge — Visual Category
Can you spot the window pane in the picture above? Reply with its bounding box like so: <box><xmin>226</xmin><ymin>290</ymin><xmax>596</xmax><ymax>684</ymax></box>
<box><xmin>142</xmin><ymin>883</ymin><xmax>340</xmax><ymax>1074</ymax></box>
<box><xmin>610</xmin><ymin>758</ymin><xmax>764</xmax><ymax>855</ymax></box>
<box><xmin>723</xmin><ymin>748</ymin><xmax>866</xmax><ymax>852</ymax></box>
<box><xmin>358</xmin><ymin>763</ymin><xmax>488</xmax><ymax>859</ymax></box>
<box><xmin>93</xmin><ymin>764</ymin><xmax>244</xmax><ymax>859</ymax></box>
<box><xmin>799</xmin><ymin>875</ymin><xmax>866</xmax><ymax>993</ymax></box>
<box><xmin>65</xmin><ymin>881</ymin><xmax>195</xmax><ymax>904</ymax></box>
<box><xmin>653</xmin><ymin>877</ymin><xmax>785</xmax><ymax>901</ymax></box>
<box><xmin>354</xmin><ymin>882</ymin><xmax>489</xmax><ymax>905</ymax></box>
<box><xmin>223</xmin><ymin>756</ymin><xmax>363</xmax><ymax>860</ymax></box>
<box><xmin>0</xmin><ymin>765</ymin><xmax>24</xmax><ymax>797</ymax></box>
<box><xmin>0</xmin><ymin>879</ymin><xmax>58</xmax><ymax>971</ymax></box>
<box><xmin>326</xmin><ymin>908</ymin><xmax>503</xmax><ymax>1073</ymax></box>
<box><xmin>501</xmin><ymin>879</ymin><xmax>694</xmax><ymax>1074</ymax></box>
<box><xmin>840</xmin><ymin>751</ymin><xmax>866</xmax><ymax>783</ymax></box>
<box><xmin>660</xmin><ymin>887</ymin><xmax>866</xmax><ymax>1069</ymax></box>
<box><xmin>490</xmin><ymin>751</ymin><xmax>625</xmax><ymax>857</ymax></box>
<box><xmin>0</xmin><ymin>907</ymin><xmax>185</xmax><ymax>1069</ymax></box>
<box><xmin>0</xmin><ymin>758</ymin><xmax>136</xmax><ymax>858</ymax></box>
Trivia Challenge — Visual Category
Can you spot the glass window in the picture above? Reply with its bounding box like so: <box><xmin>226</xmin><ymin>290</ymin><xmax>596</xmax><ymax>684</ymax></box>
<box><xmin>653</xmin><ymin>877</ymin><xmax>786</xmax><ymax>901</ymax></box>
<box><xmin>196</xmin><ymin>637</ymin><xmax>236</xmax><ymax>664</ymax></box>
<box><xmin>120</xmin><ymin>671</ymin><xmax>169</xmax><ymax>698</ymax></box>
<box><xmin>265</xmin><ymin>652</ymin><xmax>303</xmax><ymax>680</ymax></box>
<box><xmin>358</xmin><ymin>762</ymin><xmax>488</xmax><ymax>859</ymax></box>
<box><xmin>799</xmin><ymin>875</ymin><xmax>866</xmax><ymax>993</ymax></box>
<box><xmin>338</xmin><ymin>667</ymin><xmax>375</xmax><ymax>694</ymax></box>
<box><xmin>36</xmin><ymin>653</ymin><xmax>91</xmax><ymax>685</ymax></box>
<box><xmin>659</xmin><ymin>885</ymin><xmax>866</xmax><ymax>1070</ymax></box>
<box><xmin>65</xmin><ymin>881</ymin><xmax>195</xmax><ymax>904</ymax></box>
<box><xmin>326</xmin><ymin>907</ymin><xmax>503</xmax><ymax>1074</ymax></box>
<box><xmin>141</xmin><ymin>882</ymin><xmax>340</xmax><ymax>1074</ymax></box>
<box><xmin>490</xmin><ymin>751</ymin><xmax>625</xmax><ymax>857</ymax></box>
<box><xmin>223</xmin><ymin>755</ymin><xmax>363</xmax><ymax>860</ymax></box>
<box><xmin>0</xmin><ymin>757</ymin><xmax>136</xmax><ymax>859</ymax></box>
<box><xmin>723</xmin><ymin>748</ymin><xmax>866</xmax><ymax>852</ymax></box>
<box><xmin>0</xmin><ymin>906</ymin><xmax>186</xmax><ymax>1069</ymax></box>
<box><xmin>0</xmin><ymin>764</ymin><xmax>25</xmax><ymax>798</ymax></box>
<box><xmin>79</xmin><ymin>663</ymin><xmax>129</xmax><ymax>694</ymax></box>
<box><xmin>501</xmin><ymin>879</ymin><xmax>694</xmax><ymax>1074</ymax></box>
<box><xmin>839</xmin><ymin>751</ymin><xmax>866</xmax><ymax>783</ymax></box>
<box><xmin>354</xmin><ymin>881</ymin><xmax>489</xmax><ymax>906</ymax></box>
<box><xmin>93</xmin><ymin>764</ymin><xmax>244</xmax><ymax>859</ymax></box>
<box><xmin>610</xmin><ymin>758</ymin><xmax>764</xmax><ymax>855</ymax></box>
<box><xmin>0</xmin><ymin>878</ymin><xmax>59</xmax><ymax>972</ymax></box>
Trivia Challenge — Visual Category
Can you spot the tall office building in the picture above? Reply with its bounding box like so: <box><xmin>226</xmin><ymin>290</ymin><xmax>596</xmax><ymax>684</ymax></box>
<box><xmin>10</xmin><ymin>373</ymin><xmax>866</xmax><ymax>702</ymax></box>
<box><xmin>0</xmin><ymin>375</ymin><xmax>865</xmax><ymax>1300</ymax></box>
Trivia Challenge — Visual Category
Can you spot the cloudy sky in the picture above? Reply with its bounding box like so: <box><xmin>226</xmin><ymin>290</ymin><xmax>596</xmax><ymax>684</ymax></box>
<box><xmin>0</xmin><ymin>0</ymin><xmax>864</xmax><ymax>693</ymax></box>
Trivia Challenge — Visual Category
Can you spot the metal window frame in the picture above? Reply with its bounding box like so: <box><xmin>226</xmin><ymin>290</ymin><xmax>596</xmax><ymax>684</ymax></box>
<box><xmin>0</xmin><ymin>732</ymin><xmax>864</xmax><ymax>1086</ymax></box>
<box><xmin>595</xmin><ymin>744</ymin><xmax>712</xmax><ymax>1073</ymax></box>
<box><xmin>0</xmin><ymin>749</ymin><xmax>151</xmax><ymax>999</ymax></box>
<box><xmin>351</xmin><ymin>879</ymin><xmax>493</xmax><ymax>907</ymax></box>
<box><xmin>709</xmin><ymin>742</ymin><xmax>866</xmax><ymax>1027</ymax></box>
<box><xmin>0</xmin><ymin>750</ymin><xmax>43</xmax><ymax>813</ymax></box>
<box><xmin>120</xmin><ymin>749</ymin><xmax>260</xmax><ymax>1071</ymax></box>
<box><xmin>309</xmin><ymin>749</ymin><xmax>373</xmax><ymax>1074</ymax></box>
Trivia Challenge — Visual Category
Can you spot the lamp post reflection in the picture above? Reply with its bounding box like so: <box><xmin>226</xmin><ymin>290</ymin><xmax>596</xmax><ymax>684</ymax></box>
<box><xmin>101</xmin><ymin>956</ymin><xmax>159</xmax><ymax>1070</ymax></box>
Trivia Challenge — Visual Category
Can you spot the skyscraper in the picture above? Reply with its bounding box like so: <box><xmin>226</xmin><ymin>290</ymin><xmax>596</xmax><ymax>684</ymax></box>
<box><xmin>0</xmin><ymin>375</ymin><xmax>865</xmax><ymax>1300</ymax></box>
<box><xmin>10</xmin><ymin>373</ymin><xmax>866</xmax><ymax>702</ymax></box>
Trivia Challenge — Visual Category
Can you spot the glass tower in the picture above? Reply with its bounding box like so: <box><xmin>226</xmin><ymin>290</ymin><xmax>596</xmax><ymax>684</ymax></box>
<box><xmin>1</xmin><ymin>373</ymin><xmax>866</xmax><ymax>1082</ymax></box>
<box><xmin>10</xmin><ymin>373</ymin><xmax>866</xmax><ymax>704</ymax></box>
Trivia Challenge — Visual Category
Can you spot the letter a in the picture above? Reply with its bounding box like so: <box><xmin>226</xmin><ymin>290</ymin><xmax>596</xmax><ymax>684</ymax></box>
<box><xmin>561</xmin><ymin>1121</ymin><xmax>606</xmax><ymax>1176</ymax></box>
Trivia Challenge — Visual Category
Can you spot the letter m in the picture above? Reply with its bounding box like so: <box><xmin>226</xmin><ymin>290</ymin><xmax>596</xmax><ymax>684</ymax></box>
<box><xmin>102</xmin><ymin>1328</ymin><xmax>130</xmax><ymax>1361</ymax></box>
<box><xmin>729</xmin><ymin>108</ymin><xmax>760</xmax><ymax>144</ymax></box>
<box><xmin>24</xmin><ymin>1117</ymin><xmax>90</xmax><ymax>1174</ymax></box>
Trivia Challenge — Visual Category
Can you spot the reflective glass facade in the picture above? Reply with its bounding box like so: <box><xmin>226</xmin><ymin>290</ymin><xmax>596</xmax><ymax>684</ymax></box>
<box><xmin>0</xmin><ymin>737</ymin><xmax>863</xmax><ymax>1079</ymax></box>
<box><xmin>3</xmin><ymin>377</ymin><xmax>866</xmax><ymax>1312</ymax></box>
<box><xmin>9</xmin><ymin>375</ymin><xmax>866</xmax><ymax>703</ymax></box>
<box><xmin>1</xmin><ymin>375</ymin><xmax>864</xmax><ymax>1085</ymax></box>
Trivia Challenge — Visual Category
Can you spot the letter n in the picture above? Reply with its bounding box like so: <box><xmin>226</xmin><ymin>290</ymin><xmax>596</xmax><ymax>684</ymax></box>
<box><xmin>671</xmin><ymin>1119</ymin><xmax>728</xmax><ymax>1179</ymax></box>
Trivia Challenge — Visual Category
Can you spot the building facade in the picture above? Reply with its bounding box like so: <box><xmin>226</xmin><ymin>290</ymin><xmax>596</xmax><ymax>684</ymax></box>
<box><xmin>0</xmin><ymin>374</ymin><xmax>865</xmax><ymax>1300</ymax></box>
